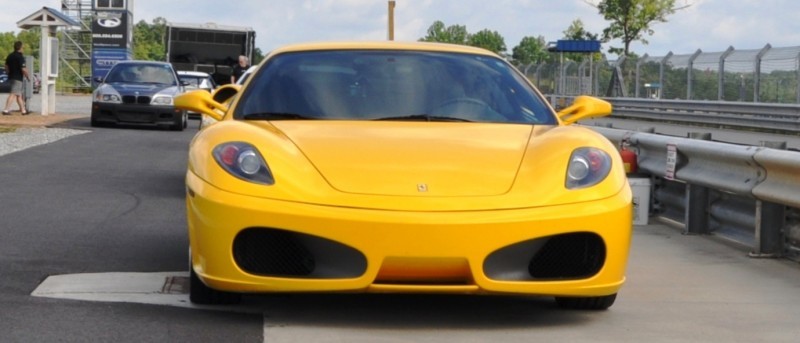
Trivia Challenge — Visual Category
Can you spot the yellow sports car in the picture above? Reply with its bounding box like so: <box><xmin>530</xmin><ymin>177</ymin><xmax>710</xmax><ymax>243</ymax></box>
<box><xmin>176</xmin><ymin>41</ymin><xmax>632</xmax><ymax>309</ymax></box>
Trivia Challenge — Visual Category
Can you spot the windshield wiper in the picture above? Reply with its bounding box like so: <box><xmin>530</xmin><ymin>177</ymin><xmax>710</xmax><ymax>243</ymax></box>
<box><xmin>242</xmin><ymin>112</ymin><xmax>316</xmax><ymax>120</ymax></box>
<box><xmin>373</xmin><ymin>114</ymin><xmax>472</xmax><ymax>122</ymax></box>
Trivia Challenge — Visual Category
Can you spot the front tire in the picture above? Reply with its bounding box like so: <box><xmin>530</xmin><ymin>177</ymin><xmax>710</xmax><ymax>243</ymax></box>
<box><xmin>555</xmin><ymin>293</ymin><xmax>617</xmax><ymax>310</ymax></box>
<box><xmin>171</xmin><ymin>111</ymin><xmax>187</xmax><ymax>131</ymax></box>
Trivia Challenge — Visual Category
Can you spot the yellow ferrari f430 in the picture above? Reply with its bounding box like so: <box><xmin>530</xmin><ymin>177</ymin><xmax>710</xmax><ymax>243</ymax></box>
<box><xmin>176</xmin><ymin>41</ymin><xmax>632</xmax><ymax>309</ymax></box>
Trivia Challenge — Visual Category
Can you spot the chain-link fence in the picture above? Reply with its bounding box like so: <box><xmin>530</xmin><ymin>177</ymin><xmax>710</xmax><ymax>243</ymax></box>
<box><xmin>520</xmin><ymin>44</ymin><xmax>800</xmax><ymax>104</ymax></box>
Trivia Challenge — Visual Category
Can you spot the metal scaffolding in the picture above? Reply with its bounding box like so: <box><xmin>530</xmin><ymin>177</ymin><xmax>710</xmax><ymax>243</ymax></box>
<box><xmin>60</xmin><ymin>0</ymin><xmax>93</xmax><ymax>91</ymax></box>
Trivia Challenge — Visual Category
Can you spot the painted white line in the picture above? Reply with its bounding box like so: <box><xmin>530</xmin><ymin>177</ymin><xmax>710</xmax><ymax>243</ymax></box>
<box><xmin>32</xmin><ymin>272</ymin><xmax>193</xmax><ymax>308</ymax></box>
<box><xmin>30</xmin><ymin>271</ymin><xmax>261</xmax><ymax>314</ymax></box>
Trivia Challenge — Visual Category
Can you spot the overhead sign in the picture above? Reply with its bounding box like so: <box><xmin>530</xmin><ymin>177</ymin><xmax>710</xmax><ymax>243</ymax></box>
<box><xmin>547</xmin><ymin>40</ymin><xmax>601</xmax><ymax>53</ymax></box>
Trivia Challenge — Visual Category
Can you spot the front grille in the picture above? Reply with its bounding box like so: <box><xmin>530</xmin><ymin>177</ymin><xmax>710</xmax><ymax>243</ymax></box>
<box><xmin>528</xmin><ymin>232</ymin><xmax>605</xmax><ymax>280</ymax></box>
<box><xmin>233</xmin><ymin>228</ymin><xmax>315</xmax><ymax>277</ymax></box>
<box><xmin>122</xmin><ymin>95</ymin><xmax>151</xmax><ymax>104</ymax></box>
<box><xmin>232</xmin><ymin>227</ymin><xmax>368</xmax><ymax>278</ymax></box>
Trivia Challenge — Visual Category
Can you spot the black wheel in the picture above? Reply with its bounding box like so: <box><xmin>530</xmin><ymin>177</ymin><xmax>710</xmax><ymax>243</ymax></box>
<box><xmin>555</xmin><ymin>293</ymin><xmax>617</xmax><ymax>310</ymax></box>
<box><xmin>171</xmin><ymin>112</ymin><xmax>187</xmax><ymax>131</ymax></box>
<box><xmin>90</xmin><ymin>115</ymin><xmax>103</xmax><ymax>128</ymax></box>
<box><xmin>189</xmin><ymin>253</ymin><xmax>241</xmax><ymax>305</ymax></box>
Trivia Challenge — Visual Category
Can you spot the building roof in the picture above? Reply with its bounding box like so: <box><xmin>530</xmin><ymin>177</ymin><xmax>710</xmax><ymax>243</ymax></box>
<box><xmin>166</xmin><ymin>22</ymin><xmax>255</xmax><ymax>33</ymax></box>
<box><xmin>17</xmin><ymin>7</ymin><xmax>81</xmax><ymax>29</ymax></box>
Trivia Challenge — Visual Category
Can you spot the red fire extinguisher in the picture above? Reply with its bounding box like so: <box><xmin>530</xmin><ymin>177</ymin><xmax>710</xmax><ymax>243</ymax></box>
<box><xmin>620</xmin><ymin>140</ymin><xmax>637</xmax><ymax>174</ymax></box>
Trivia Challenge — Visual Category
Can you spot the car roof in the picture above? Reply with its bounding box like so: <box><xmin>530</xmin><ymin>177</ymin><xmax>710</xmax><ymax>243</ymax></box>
<box><xmin>268</xmin><ymin>41</ymin><xmax>499</xmax><ymax>57</ymax></box>
<box><xmin>177</xmin><ymin>70</ymin><xmax>212</xmax><ymax>77</ymax></box>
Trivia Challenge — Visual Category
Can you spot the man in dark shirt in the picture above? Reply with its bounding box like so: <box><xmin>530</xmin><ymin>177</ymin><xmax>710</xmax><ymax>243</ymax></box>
<box><xmin>3</xmin><ymin>41</ymin><xmax>30</xmax><ymax>115</ymax></box>
<box><xmin>230</xmin><ymin>55</ymin><xmax>250</xmax><ymax>84</ymax></box>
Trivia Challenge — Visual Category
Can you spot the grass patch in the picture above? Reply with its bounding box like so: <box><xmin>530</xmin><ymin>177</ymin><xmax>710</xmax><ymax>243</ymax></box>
<box><xmin>0</xmin><ymin>126</ymin><xmax>17</xmax><ymax>133</ymax></box>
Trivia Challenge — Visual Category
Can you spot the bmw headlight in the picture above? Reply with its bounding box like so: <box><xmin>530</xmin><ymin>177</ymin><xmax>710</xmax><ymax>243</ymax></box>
<box><xmin>566</xmin><ymin>147</ymin><xmax>612</xmax><ymax>189</ymax></box>
<box><xmin>95</xmin><ymin>89</ymin><xmax>121</xmax><ymax>103</ymax></box>
<box><xmin>212</xmin><ymin>142</ymin><xmax>274</xmax><ymax>185</ymax></box>
<box><xmin>151</xmin><ymin>95</ymin><xmax>174</xmax><ymax>105</ymax></box>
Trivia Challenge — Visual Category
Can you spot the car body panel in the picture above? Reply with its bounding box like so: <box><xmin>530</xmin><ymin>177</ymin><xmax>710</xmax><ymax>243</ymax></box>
<box><xmin>176</xmin><ymin>41</ymin><xmax>632</xmax><ymax>303</ymax></box>
<box><xmin>187</xmin><ymin>169</ymin><xmax>631</xmax><ymax>295</ymax></box>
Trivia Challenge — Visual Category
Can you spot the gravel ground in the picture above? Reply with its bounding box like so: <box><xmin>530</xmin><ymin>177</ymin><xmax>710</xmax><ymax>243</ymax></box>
<box><xmin>0</xmin><ymin>127</ymin><xmax>88</xmax><ymax>157</ymax></box>
<box><xmin>0</xmin><ymin>94</ymin><xmax>92</xmax><ymax>157</ymax></box>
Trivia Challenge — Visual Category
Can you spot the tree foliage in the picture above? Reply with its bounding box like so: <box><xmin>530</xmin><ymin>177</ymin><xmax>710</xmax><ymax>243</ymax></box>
<box><xmin>419</xmin><ymin>21</ymin><xmax>469</xmax><ymax>45</ymax></box>
<box><xmin>0</xmin><ymin>29</ymin><xmax>41</xmax><ymax>70</ymax></box>
<box><xmin>419</xmin><ymin>21</ymin><xmax>507</xmax><ymax>55</ymax></box>
<box><xmin>133</xmin><ymin>17</ymin><xmax>167</xmax><ymax>61</ymax></box>
<box><xmin>468</xmin><ymin>29</ymin><xmax>506</xmax><ymax>54</ymax></box>
<box><xmin>512</xmin><ymin>36</ymin><xmax>550</xmax><ymax>65</ymax></box>
<box><xmin>590</xmin><ymin>0</ymin><xmax>683</xmax><ymax>56</ymax></box>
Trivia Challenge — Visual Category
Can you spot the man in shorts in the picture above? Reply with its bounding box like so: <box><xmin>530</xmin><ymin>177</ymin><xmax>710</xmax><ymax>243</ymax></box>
<box><xmin>3</xmin><ymin>41</ymin><xmax>31</xmax><ymax>115</ymax></box>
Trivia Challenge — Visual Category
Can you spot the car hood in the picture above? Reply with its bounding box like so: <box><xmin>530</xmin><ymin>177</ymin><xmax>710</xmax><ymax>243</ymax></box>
<box><xmin>103</xmin><ymin>82</ymin><xmax>180</xmax><ymax>96</ymax></box>
<box><xmin>269</xmin><ymin>121</ymin><xmax>533</xmax><ymax>197</ymax></box>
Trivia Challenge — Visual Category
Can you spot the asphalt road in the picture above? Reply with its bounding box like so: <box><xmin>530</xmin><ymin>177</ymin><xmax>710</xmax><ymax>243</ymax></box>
<box><xmin>3</xmin><ymin>110</ymin><xmax>800</xmax><ymax>342</ymax></box>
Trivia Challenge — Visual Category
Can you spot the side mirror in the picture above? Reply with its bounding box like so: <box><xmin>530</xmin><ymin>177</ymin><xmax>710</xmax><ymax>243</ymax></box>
<box><xmin>557</xmin><ymin>96</ymin><xmax>612</xmax><ymax>125</ymax></box>
<box><xmin>94</xmin><ymin>76</ymin><xmax>104</xmax><ymax>83</ymax></box>
<box><xmin>174</xmin><ymin>89</ymin><xmax>229</xmax><ymax>122</ymax></box>
<box><xmin>212</xmin><ymin>84</ymin><xmax>242</xmax><ymax>104</ymax></box>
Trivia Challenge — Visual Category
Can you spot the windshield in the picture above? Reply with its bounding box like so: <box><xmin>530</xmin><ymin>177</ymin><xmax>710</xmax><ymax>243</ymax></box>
<box><xmin>106</xmin><ymin>64</ymin><xmax>177</xmax><ymax>85</ymax></box>
<box><xmin>234</xmin><ymin>50</ymin><xmax>555</xmax><ymax>124</ymax></box>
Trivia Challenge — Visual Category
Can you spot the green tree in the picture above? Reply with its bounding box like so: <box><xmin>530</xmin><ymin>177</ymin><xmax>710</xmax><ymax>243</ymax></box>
<box><xmin>133</xmin><ymin>17</ymin><xmax>167</xmax><ymax>61</ymax></box>
<box><xmin>17</xmin><ymin>28</ymin><xmax>41</xmax><ymax>69</ymax></box>
<box><xmin>467</xmin><ymin>29</ymin><xmax>506</xmax><ymax>54</ymax></box>
<box><xmin>563</xmin><ymin>19</ymin><xmax>599</xmax><ymax>41</ymax></box>
<box><xmin>511</xmin><ymin>36</ymin><xmax>550</xmax><ymax>65</ymax></box>
<box><xmin>252</xmin><ymin>47</ymin><xmax>265</xmax><ymax>65</ymax></box>
<box><xmin>589</xmin><ymin>0</ymin><xmax>686</xmax><ymax>56</ymax></box>
<box><xmin>419</xmin><ymin>21</ymin><xmax>469</xmax><ymax>45</ymax></box>
<box><xmin>0</xmin><ymin>32</ymin><xmax>17</xmax><ymax>64</ymax></box>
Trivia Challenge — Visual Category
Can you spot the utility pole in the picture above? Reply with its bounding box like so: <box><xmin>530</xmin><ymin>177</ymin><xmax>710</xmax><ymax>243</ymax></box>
<box><xmin>387</xmin><ymin>1</ymin><xmax>396</xmax><ymax>40</ymax></box>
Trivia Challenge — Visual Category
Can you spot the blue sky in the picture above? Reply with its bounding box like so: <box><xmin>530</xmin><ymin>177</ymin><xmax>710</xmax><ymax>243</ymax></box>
<box><xmin>3</xmin><ymin>0</ymin><xmax>799</xmax><ymax>58</ymax></box>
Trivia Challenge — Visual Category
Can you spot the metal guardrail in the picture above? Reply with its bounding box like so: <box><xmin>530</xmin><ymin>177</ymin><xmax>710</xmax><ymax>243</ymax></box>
<box><xmin>592</xmin><ymin>126</ymin><xmax>800</xmax><ymax>259</ymax></box>
<box><xmin>548</xmin><ymin>95</ymin><xmax>800</xmax><ymax>134</ymax></box>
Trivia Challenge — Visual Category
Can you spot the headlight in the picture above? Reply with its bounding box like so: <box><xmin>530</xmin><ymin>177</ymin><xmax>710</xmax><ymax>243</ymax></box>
<box><xmin>566</xmin><ymin>147</ymin><xmax>611</xmax><ymax>189</ymax></box>
<box><xmin>151</xmin><ymin>95</ymin><xmax>173</xmax><ymax>105</ymax></box>
<box><xmin>95</xmin><ymin>91</ymin><xmax>121</xmax><ymax>103</ymax></box>
<box><xmin>212</xmin><ymin>142</ymin><xmax>274</xmax><ymax>185</ymax></box>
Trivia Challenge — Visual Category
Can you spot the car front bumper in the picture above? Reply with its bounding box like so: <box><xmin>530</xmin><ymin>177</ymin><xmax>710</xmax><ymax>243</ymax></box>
<box><xmin>92</xmin><ymin>102</ymin><xmax>182</xmax><ymax>126</ymax></box>
<box><xmin>187</xmin><ymin>170</ymin><xmax>633</xmax><ymax>297</ymax></box>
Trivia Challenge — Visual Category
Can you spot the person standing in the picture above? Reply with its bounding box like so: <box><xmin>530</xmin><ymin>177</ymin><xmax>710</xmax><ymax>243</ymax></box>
<box><xmin>230</xmin><ymin>55</ymin><xmax>250</xmax><ymax>84</ymax></box>
<box><xmin>3</xmin><ymin>41</ymin><xmax>31</xmax><ymax>115</ymax></box>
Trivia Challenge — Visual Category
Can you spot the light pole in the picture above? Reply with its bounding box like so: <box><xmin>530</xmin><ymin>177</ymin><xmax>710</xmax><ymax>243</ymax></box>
<box><xmin>387</xmin><ymin>1</ymin><xmax>395</xmax><ymax>41</ymax></box>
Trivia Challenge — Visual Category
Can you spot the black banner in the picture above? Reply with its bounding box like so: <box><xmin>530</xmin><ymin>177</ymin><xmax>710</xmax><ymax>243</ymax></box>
<box><xmin>92</xmin><ymin>11</ymin><xmax>130</xmax><ymax>49</ymax></box>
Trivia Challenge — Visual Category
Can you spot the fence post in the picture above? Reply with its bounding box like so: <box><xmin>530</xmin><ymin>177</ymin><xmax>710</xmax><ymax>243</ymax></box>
<box><xmin>751</xmin><ymin>140</ymin><xmax>787</xmax><ymax>257</ymax></box>
<box><xmin>684</xmin><ymin>132</ymin><xmax>713</xmax><ymax>235</ymax></box>
<box><xmin>687</xmin><ymin>49</ymin><xmax>702</xmax><ymax>100</ymax></box>
<box><xmin>718</xmin><ymin>46</ymin><xmax>735</xmax><ymax>101</ymax></box>
<box><xmin>753</xmin><ymin>44</ymin><xmax>771</xmax><ymax>102</ymax></box>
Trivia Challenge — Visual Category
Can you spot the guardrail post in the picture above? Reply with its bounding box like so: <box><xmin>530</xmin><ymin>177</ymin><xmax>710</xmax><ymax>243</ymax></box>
<box><xmin>684</xmin><ymin>132</ymin><xmax>713</xmax><ymax>235</ymax></box>
<box><xmin>751</xmin><ymin>141</ymin><xmax>788</xmax><ymax>257</ymax></box>
<box><xmin>684</xmin><ymin>184</ymin><xmax>711</xmax><ymax>235</ymax></box>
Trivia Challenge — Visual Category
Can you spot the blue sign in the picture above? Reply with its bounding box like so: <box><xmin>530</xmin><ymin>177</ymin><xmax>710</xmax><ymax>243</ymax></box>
<box><xmin>92</xmin><ymin>48</ymin><xmax>131</xmax><ymax>85</ymax></box>
<box><xmin>548</xmin><ymin>40</ymin><xmax>601</xmax><ymax>53</ymax></box>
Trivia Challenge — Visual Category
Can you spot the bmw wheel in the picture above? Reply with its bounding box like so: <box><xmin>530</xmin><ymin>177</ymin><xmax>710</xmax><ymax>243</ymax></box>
<box><xmin>171</xmin><ymin>111</ymin><xmax>187</xmax><ymax>131</ymax></box>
